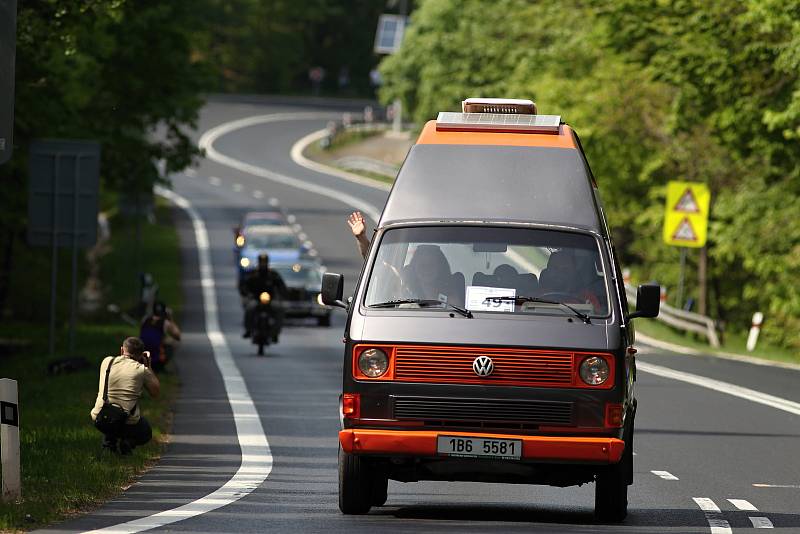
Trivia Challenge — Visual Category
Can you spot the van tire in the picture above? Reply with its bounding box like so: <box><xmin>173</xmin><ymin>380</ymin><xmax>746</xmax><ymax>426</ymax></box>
<box><xmin>594</xmin><ymin>427</ymin><xmax>632</xmax><ymax>522</ymax></box>
<box><xmin>338</xmin><ymin>448</ymin><xmax>373</xmax><ymax>514</ymax></box>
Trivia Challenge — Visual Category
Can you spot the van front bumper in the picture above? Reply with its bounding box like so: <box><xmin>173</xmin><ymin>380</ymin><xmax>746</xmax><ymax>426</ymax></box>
<box><xmin>339</xmin><ymin>429</ymin><xmax>625</xmax><ymax>464</ymax></box>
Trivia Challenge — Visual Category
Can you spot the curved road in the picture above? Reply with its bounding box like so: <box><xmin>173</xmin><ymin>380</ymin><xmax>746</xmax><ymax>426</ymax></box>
<box><xmin>46</xmin><ymin>98</ymin><xmax>800</xmax><ymax>533</ymax></box>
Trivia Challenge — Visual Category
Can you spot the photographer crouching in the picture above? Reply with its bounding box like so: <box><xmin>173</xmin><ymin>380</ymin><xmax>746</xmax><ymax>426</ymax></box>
<box><xmin>90</xmin><ymin>337</ymin><xmax>160</xmax><ymax>454</ymax></box>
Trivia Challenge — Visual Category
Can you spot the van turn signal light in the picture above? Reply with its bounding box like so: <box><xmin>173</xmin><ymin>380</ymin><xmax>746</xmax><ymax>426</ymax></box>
<box><xmin>342</xmin><ymin>393</ymin><xmax>360</xmax><ymax>419</ymax></box>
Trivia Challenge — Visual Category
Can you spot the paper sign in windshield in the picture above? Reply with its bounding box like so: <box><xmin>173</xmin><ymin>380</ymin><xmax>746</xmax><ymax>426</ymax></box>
<box><xmin>466</xmin><ymin>286</ymin><xmax>515</xmax><ymax>312</ymax></box>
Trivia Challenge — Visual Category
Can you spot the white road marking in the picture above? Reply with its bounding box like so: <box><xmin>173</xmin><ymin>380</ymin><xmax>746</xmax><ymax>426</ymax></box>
<box><xmin>749</xmin><ymin>517</ymin><xmax>774</xmax><ymax>528</ymax></box>
<box><xmin>637</xmin><ymin>361</ymin><xmax>800</xmax><ymax>417</ymax></box>
<box><xmin>286</xmin><ymin>214</ymin><xmax>296</xmax><ymax>224</ymax></box>
<box><xmin>693</xmin><ymin>498</ymin><xmax>732</xmax><ymax>534</ymax></box>
<box><xmin>232</xmin><ymin>183</ymin><xmax>243</xmax><ymax>192</ymax></box>
<box><xmin>208</xmin><ymin>176</ymin><xmax>221</xmax><ymax>186</ymax></box>
<box><xmin>184</xmin><ymin>168</ymin><xmax>197</xmax><ymax>177</ymax></box>
<box><xmin>298</xmin><ymin>232</ymin><xmax>307</xmax><ymax>241</ymax></box>
<box><xmin>292</xmin><ymin>223</ymin><xmax>302</xmax><ymax>232</ymax></box>
<box><xmin>753</xmin><ymin>483</ymin><xmax>800</xmax><ymax>488</ymax></box>
<box><xmin>728</xmin><ymin>498</ymin><xmax>758</xmax><ymax>511</ymax></box>
<box><xmin>84</xmin><ymin>187</ymin><xmax>274</xmax><ymax>534</ymax></box>
<box><xmin>199</xmin><ymin>113</ymin><xmax>381</xmax><ymax>223</ymax></box>
<box><xmin>290</xmin><ymin>128</ymin><xmax>392</xmax><ymax>192</ymax></box>
<box><xmin>252</xmin><ymin>190</ymin><xmax>263</xmax><ymax>199</ymax></box>
<box><xmin>268</xmin><ymin>196</ymin><xmax>279</xmax><ymax>206</ymax></box>
<box><xmin>651</xmin><ymin>470</ymin><xmax>679</xmax><ymax>480</ymax></box>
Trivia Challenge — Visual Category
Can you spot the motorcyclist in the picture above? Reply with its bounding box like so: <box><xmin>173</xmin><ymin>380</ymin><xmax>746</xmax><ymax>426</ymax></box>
<box><xmin>242</xmin><ymin>253</ymin><xmax>287</xmax><ymax>341</ymax></box>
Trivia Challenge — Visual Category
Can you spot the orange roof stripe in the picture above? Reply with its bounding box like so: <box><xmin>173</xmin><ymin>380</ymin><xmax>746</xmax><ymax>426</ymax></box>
<box><xmin>416</xmin><ymin>120</ymin><xmax>577</xmax><ymax>149</ymax></box>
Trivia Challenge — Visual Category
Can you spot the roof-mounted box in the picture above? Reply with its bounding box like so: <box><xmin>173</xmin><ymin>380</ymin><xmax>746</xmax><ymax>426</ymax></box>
<box><xmin>436</xmin><ymin>111</ymin><xmax>562</xmax><ymax>134</ymax></box>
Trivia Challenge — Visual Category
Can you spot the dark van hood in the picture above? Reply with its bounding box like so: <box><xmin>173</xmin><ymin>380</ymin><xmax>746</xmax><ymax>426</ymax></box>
<box><xmin>352</xmin><ymin>313</ymin><xmax>619</xmax><ymax>352</ymax></box>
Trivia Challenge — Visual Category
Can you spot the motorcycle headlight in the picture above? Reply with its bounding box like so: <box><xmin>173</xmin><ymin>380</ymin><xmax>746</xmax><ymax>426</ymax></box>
<box><xmin>579</xmin><ymin>356</ymin><xmax>610</xmax><ymax>385</ymax></box>
<box><xmin>358</xmin><ymin>348</ymin><xmax>389</xmax><ymax>378</ymax></box>
<box><xmin>259</xmin><ymin>291</ymin><xmax>271</xmax><ymax>305</ymax></box>
<box><xmin>316</xmin><ymin>293</ymin><xmax>325</xmax><ymax>306</ymax></box>
<box><xmin>240</xmin><ymin>257</ymin><xmax>250</xmax><ymax>268</ymax></box>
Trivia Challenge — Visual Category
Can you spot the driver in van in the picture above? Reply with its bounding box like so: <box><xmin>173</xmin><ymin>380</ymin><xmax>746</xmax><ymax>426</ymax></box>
<box><xmin>403</xmin><ymin>245</ymin><xmax>465</xmax><ymax>306</ymax></box>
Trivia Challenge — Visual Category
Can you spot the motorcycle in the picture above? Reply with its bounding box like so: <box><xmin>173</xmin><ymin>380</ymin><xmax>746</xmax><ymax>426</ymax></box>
<box><xmin>252</xmin><ymin>291</ymin><xmax>280</xmax><ymax>355</ymax></box>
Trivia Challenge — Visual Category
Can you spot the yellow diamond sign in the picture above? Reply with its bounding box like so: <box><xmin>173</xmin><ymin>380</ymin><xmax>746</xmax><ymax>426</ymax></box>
<box><xmin>663</xmin><ymin>181</ymin><xmax>710</xmax><ymax>248</ymax></box>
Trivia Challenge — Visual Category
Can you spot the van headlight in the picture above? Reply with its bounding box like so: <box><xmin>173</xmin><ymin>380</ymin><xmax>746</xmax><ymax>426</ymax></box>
<box><xmin>358</xmin><ymin>348</ymin><xmax>389</xmax><ymax>378</ymax></box>
<box><xmin>579</xmin><ymin>356</ymin><xmax>609</xmax><ymax>385</ymax></box>
<box><xmin>259</xmin><ymin>291</ymin><xmax>271</xmax><ymax>305</ymax></box>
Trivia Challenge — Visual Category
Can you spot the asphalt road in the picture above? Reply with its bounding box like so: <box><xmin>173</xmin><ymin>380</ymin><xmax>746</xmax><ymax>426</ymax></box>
<box><xmin>45</xmin><ymin>97</ymin><xmax>800</xmax><ymax>533</ymax></box>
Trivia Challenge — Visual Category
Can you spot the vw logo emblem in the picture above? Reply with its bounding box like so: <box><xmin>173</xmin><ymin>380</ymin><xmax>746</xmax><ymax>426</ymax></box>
<box><xmin>473</xmin><ymin>356</ymin><xmax>494</xmax><ymax>377</ymax></box>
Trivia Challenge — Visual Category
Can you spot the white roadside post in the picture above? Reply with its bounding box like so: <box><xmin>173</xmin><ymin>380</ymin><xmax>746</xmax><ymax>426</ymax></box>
<box><xmin>746</xmin><ymin>312</ymin><xmax>764</xmax><ymax>352</ymax></box>
<box><xmin>0</xmin><ymin>378</ymin><xmax>21</xmax><ymax>501</ymax></box>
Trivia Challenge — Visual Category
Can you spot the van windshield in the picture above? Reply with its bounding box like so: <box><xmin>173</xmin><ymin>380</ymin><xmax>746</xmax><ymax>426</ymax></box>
<box><xmin>364</xmin><ymin>226</ymin><xmax>609</xmax><ymax>318</ymax></box>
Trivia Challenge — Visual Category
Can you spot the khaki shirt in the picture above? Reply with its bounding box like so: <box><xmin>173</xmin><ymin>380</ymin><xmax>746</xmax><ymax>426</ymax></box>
<box><xmin>90</xmin><ymin>355</ymin><xmax>157</xmax><ymax>424</ymax></box>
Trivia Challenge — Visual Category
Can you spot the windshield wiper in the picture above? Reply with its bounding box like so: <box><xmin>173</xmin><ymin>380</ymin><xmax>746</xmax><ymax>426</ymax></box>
<box><xmin>370</xmin><ymin>299</ymin><xmax>473</xmax><ymax>318</ymax></box>
<box><xmin>485</xmin><ymin>295</ymin><xmax>591</xmax><ymax>324</ymax></box>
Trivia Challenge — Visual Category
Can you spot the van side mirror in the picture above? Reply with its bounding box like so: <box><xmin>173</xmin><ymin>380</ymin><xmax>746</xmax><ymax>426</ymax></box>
<box><xmin>321</xmin><ymin>272</ymin><xmax>347</xmax><ymax>309</ymax></box>
<box><xmin>629</xmin><ymin>284</ymin><xmax>660</xmax><ymax>319</ymax></box>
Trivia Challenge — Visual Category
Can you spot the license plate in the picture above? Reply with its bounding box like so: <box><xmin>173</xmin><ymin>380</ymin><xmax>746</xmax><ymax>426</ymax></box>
<box><xmin>436</xmin><ymin>435</ymin><xmax>522</xmax><ymax>460</ymax></box>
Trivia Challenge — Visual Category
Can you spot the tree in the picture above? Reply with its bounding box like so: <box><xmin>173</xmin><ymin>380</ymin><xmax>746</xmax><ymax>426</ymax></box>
<box><xmin>0</xmin><ymin>0</ymin><xmax>210</xmax><ymax>318</ymax></box>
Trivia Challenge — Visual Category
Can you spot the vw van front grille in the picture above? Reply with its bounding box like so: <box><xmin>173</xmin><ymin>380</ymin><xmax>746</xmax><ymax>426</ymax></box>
<box><xmin>393</xmin><ymin>345</ymin><xmax>575</xmax><ymax>387</ymax></box>
<box><xmin>392</xmin><ymin>397</ymin><xmax>573</xmax><ymax>426</ymax></box>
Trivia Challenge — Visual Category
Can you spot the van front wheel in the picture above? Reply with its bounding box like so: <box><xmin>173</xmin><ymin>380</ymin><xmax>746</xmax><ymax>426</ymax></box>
<box><xmin>338</xmin><ymin>448</ymin><xmax>373</xmax><ymax>514</ymax></box>
<box><xmin>594</xmin><ymin>441</ymin><xmax>631</xmax><ymax>522</ymax></box>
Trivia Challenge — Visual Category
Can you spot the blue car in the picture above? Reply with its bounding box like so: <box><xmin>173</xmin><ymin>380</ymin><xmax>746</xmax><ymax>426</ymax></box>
<box><xmin>236</xmin><ymin>225</ymin><xmax>307</xmax><ymax>285</ymax></box>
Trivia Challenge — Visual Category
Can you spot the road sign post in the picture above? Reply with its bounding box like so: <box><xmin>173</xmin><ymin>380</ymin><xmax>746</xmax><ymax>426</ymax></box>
<box><xmin>0</xmin><ymin>378</ymin><xmax>20</xmax><ymax>502</ymax></box>
<box><xmin>0</xmin><ymin>0</ymin><xmax>18</xmax><ymax>165</ymax></box>
<box><xmin>663</xmin><ymin>181</ymin><xmax>710</xmax><ymax>308</ymax></box>
<box><xmin>28</xmin><ymin>140</ymin><xmax>101</xmax><ymax>357</ymax></box>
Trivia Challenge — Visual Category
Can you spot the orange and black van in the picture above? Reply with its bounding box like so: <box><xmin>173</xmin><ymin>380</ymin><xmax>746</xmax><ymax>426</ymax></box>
<box><xmin>321</xmin><ymin>98</ymin><xmax>660</xmax><ymax>522</ymax></box>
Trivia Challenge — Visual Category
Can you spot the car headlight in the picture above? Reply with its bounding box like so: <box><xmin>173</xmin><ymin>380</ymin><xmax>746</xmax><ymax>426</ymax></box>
<box><xmin>358</xmin><ymin>348</ymin><xmax>389</xmax><ymax>378</ymax></box>
<box><xmin>579</xmin><ymin>356</ymin><xmax>610</xmax><ymax>385</ymax></box>
<box><xmin>240</xmin><ymin>257</ymin><xmax>250</xmax><ymax>268</ymax></box>
<box><xmin>316</xmin><ymin>293</ymin><xmax>325</xmax><ymax>306</ymax></box>
<box><xmin>259</xmin><ymin>291</ymin><xmax>271</xmax><ymax>304</ymax></box>
<box><xmin>235</xmin><ymin>235</ymin><xmax>245</xmax><ymax>247</ymax></box>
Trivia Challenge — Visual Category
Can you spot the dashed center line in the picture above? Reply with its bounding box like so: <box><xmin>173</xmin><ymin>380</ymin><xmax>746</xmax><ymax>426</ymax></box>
<box><xmin>208</xmin><ymin>176</ymin><xmax>222</xmax><ymax>186</ymax></box>
<box><xmin>298</xmin><ymin>232</ymin><xmax>308</xmax><ymax>241</ymax></box>
<box><xmin>651</xmin><ymin>470</ymin><xmax>679</xmax><ymax>480</ymax></box>
<box><xmin>184</xmin><ymin>168</ymin><xmax>197</xmax><ymax>177</ymax></box>
<box><xmin>753</xmin><ymin>483</ymin><xmax>800</xmax><ymax>488</ymax></box>
<box><xmin>268</xmin><ymin>197</ymin><xmax>280</xmax><ymax>207</ymax></box>
<box><xmin>749</xmin><ymin>516</ymin><xmax>774</xmax><ymax>529</ymax></box>
<box><xmin>232</xmin><ymin>183</ymin><xmax>243</xmax><ymax>192</ymax></box>
<box><xmin>252</xmin><ymin>190</ymin><xmax>263</xmax><ymax>199</ymax></box>
<box><xmin>727</xmin><ymin>498</ymin><xmax>758</xmax><ymax>511</ymax></box>
<box><xmin>693</xmin><ymin>498</ymin><xmax>732</xmax><ymax>534</ymax></box>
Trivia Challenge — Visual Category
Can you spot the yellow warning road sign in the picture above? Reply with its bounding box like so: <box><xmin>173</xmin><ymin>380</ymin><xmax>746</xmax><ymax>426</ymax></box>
<box><xmin>663</xmin><ymin>181</ymin><xmax>710</xmax><ymax>247</ymax></box>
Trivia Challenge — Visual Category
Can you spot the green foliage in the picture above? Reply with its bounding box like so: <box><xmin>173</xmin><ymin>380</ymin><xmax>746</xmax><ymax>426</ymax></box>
<box><xmin>380</xmin><ymin>0</ymin><xmax>800</xmax><ymax>351</ymax></box>
<box><xmin>196</xmin><ymin>0</ymin><xmax>384</xmax><ymax>95</ymax></box>
<box><xmin>0</xmin><ymin>0</ymin><xmax>209</xmax><ymax>319</ymax></box>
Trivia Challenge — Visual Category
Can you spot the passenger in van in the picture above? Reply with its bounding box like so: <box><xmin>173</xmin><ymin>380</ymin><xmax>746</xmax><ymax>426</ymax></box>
<box><xmin>347</xmin><ymin>211</ymin><xmax>371</xmax><ymax>259</ymax></box>
<box><xmin>402</xmin><ymin>245</ymin><xmax>465</xmax><ymax>306</ymax></box>
<box><xmin>538</xmin><ymin>249</ymin><xmax>602</xmax><ymax>311</ymax></box>
<box><xmin>472</xmin><ymin>264</ymin><xmax>539</xmax><ymax>296</ymax></box>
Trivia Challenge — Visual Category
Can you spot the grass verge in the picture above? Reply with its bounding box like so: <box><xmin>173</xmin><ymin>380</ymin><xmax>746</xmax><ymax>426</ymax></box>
<box><xmin>0</xmin><ymin>202</ymin><xmax>182</xmax><ymax>531</ymax></box>
<box><xmin>636</xmin><ymin>317</ymin><xmax>800</xmax><ymax>365</ymax></box>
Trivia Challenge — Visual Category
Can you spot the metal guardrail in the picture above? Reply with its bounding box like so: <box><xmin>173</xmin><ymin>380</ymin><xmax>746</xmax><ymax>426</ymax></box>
<box><xmin>334</xmin><ymin>155</ymin><xmax>399</xmax><ymax>178</ymax></box>
<box><xmin>625</xmin><ymin>283</ymin><xmax>720</xmax><ymax>347</ymax></box>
